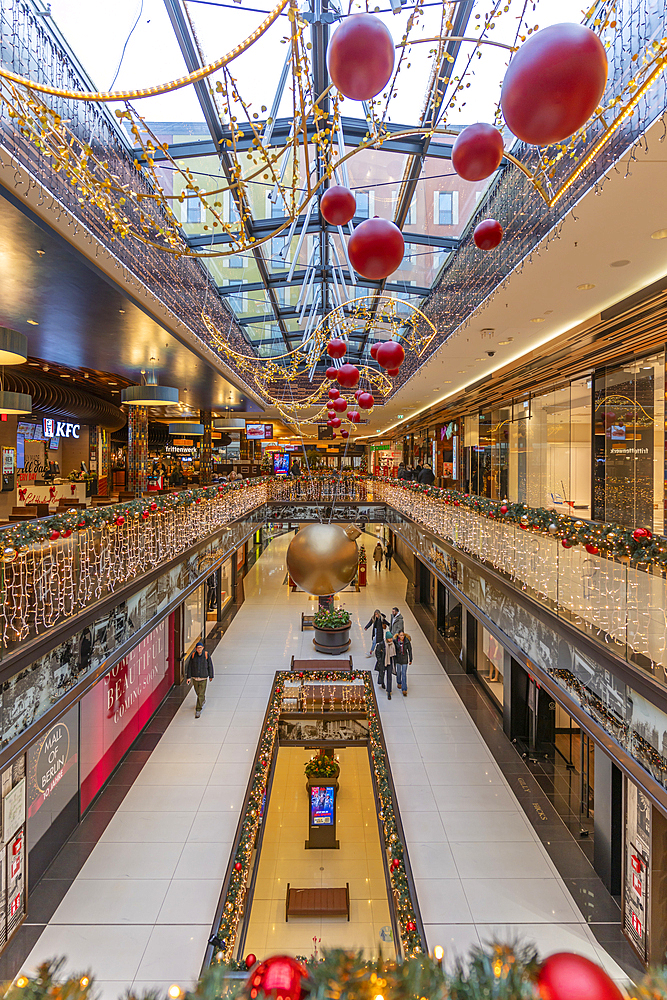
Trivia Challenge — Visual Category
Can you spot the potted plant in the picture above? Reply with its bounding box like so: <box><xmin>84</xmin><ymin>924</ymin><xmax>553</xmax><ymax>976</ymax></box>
<box><xmin>313</xmin><ymin>607</ymin><xmax>351</xmax><ymax>654</ymax></box>
<box><xmin>305</xmin><ymin>750</ymin><xmax>340</xmax><ymax>792</ymax></box>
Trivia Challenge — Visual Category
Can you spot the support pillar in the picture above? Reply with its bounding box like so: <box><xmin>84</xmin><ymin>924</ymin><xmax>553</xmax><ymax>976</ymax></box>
<box><xmin>200</xmin><ymin>409</ymin><xmax>212</xmax><ymax>485</ymax></box>
<box><xmin>127</xmin><ymin>406</ymin><xmax>148</xmax><ymax>494</ymax></box>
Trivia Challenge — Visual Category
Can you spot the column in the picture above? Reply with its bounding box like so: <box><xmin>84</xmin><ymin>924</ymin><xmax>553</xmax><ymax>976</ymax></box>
<box><xmin>127</xmin><ymin>406</ymin><xmax>148</xmax><ymax>494</ymax></box>
<box><xmin>200</xmin><ymin>409</ymin><xmax>212</xmax><ymax>485</ymax></box>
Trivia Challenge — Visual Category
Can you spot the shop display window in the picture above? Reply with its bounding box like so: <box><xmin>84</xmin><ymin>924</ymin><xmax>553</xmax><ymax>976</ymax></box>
<box><xmin>220</xmin><ymin>557</ymin><xmax>232</xmax><ymax>612</ymax></box>
<box><xmin>183</xmin><ymin>584</ymin><xmax>204</xmax><ymax>654</ymax></box>
<box><xmin>79</xmin><ymin>620</ymin><xmax>172</xmax><ymax>812</ymax></box>
<box><xmin>478</xmin><ymin>626</ymin><xmax>504</xmax><ymax>705</ymax></box>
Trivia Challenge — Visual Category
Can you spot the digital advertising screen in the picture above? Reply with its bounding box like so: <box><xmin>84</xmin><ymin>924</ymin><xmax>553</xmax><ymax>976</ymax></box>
<box><xmin>17</xmin><ymin>422</ymin><xmax>35</xmax><ymax>439</ymax></box>
<box><xmin>310</xmin><ymin>785</ymin><xmax>334</xmax><ymax>826</ymax></box>
<box><xmin>246</xmin><ymin>423</ymin><xmax>266</xmax><ymax>440</ymax></box>
<box><xmin>273</xmin><ymin>453</ymin><xmax>290</xmax><ymax>475</ymax></box>
<box><xmin>49</xmin><ymin>437</ymin><xmax>60</xmax><ymax>451</ymax></box>
<box><xmin>264</xmin><ymin>424</ymin><xmax>274</xmax><ymax>440</ymax></box>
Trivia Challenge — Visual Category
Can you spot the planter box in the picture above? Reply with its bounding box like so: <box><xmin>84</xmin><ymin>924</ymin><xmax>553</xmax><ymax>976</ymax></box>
<box><xmin>313</xmin><ymin>624</ymin><xmax>351</xmax><ymax>655</ymax></box>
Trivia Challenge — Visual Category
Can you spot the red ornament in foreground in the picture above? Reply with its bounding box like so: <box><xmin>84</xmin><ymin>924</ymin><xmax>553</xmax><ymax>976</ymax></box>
<box><xmin>348</xmin><ymin>218</ymin><xmax>404</xmax><ymax>280</ymax></box>
<box><xmin>537</xmin><ymin>952</ymin><xmax>623</xmax><ymax>1000</ymax></box>
<box><xmin>326</xmin><ymin>366</ymin><xmax>338</xmax><ymax>380</ymax></box>
<box><xmin>327</xmin><ymin>337</ymin><xmax>347</xmax><ymax>359</ymax></box>
<box><xmin>337</xmin><ymin>363</ymin><xmax>360</xmax><ymax>389</ymax></box>
<box><xmin>248</xmin><ymin>955</ymin><xmax>308</xmax><ymax>1000</ymax></box>
<box><xmin>452</xmin><ymin>123</ymin><xmax>504</xmax><ymax>181</ymax></box>
<box><xmin>474</xmin><ymin>219</ymin><xmax>503</xmax><ymax>250</ymax></box>
<box><xmin>358</xmin><ymin>392</ymin><xmax>374</xmax><ymax>409</ymax></box>
<box><xmin>327</xmin><ymin>14</ymin><xmax>395</xmax><ymax>101</ymax></box>
<box><xmin>333</xmin><ymin>397</ymin><xmax>347</xmax><ymax>412</ymax></box>
<box><xmin>376</xmin><ymin>340</ymin><xmax>405</xmax><ymax>371</ymax></box>
<box><xmin>500</xmin><ymin>23</ymin><xmax>608</xmax><ymax>146</ymax></box>
<box><xmin>370</xmin><ymin>343</ymin><xmax>380</xmax><ymax>360</ymax></box>
<box><xmin>320</xmin><ymin>185</ymin><xmax>356</xmax><ymax>225</ymax></box>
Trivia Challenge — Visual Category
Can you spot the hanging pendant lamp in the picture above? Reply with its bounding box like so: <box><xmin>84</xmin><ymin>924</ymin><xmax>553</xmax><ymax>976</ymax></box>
<box><xmin>168</xmin><ymin>422</ymin><xmax>204</xmax><ymax>436</ymax></box>
<box><xmin>0</xmin><ymin>328</ymin><xmax>27</xmax><ymax>365</ymax></box>
<box><xmin>0</xmin><ymin>390</ymin><xmax>31</xmax><ymax>414</ymax></box>
<box><xmin>121</xmin><ymin>362</ymin><xmax>178</xmax><ymax>406</ymax></box>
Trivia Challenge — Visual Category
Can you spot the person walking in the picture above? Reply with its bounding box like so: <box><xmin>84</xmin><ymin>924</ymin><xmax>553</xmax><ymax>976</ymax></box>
<box><xmin>373</xmin><ymin>541</ymin><xmax>384</xmax><ymax>571</ymax></box>
<box><xmin>418</xmin><ymin>463</ymin><xmax>435</xmax><ymax>485</ymax></box>
<box><xmin>389</xmin><ymin>606</ymin><xmax>404</xmax><ymax>636</ymax></box>
<box><xmin>365</xmin><ymin>609</ymin><xmax>388</xmax><ymax>656</ymax></box>
<box><xmin>393</xmin><ymin>630</ymin><xmax>413</xmax><ymax>696</ymax></box>
<box><xmin>413</xmin><ymin>464</ymin><xmax>422</xmax><ymax>481</ymax></box>
<box><xmin>186</xmin><ymin>639</ymin><xmax>214</xmax><ymax>718</ymax></box>
<box><xmin>385</xmin><ymin>542</ymin><xmax>393</xmax><ymax>571</ymax></box>
<box><xmin>397</xmin><ymin>462</ymin><xmax>410</xmax><ymax>480</ymax></box>
<box><xmin>291</xmin><ymin>459</ymin><xmax>301</xmax><ymax>478</ymax></box>
<box><xmin>379</xmin><ymin>629</ymin><xmax>396</xmax><ymax>699</ymax></box>
<box><xmin>374</xmin><ymin>633</ymin><xmax>386</xmax><ymax>686</ymax></box>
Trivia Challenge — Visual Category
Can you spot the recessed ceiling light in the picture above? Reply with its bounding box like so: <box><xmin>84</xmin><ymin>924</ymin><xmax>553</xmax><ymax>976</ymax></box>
<box><xmin>651</xmin><ymin>229</ymin><xmax>667</xmax><ymax>240</ymax></box>
<box><xmin>108</xmin><ymin>382</ymin><xmax>117</xmax><ymax>386</ymax></box>
<box><xmin>119</xmin><ymin>309</ymin><xmax>126</xmax><ymax>314</ymax></box>
<box><xmin>458</xmin><ymin>370</ymin><xmax>466</xmax><ymax>373</ymax></box>
<box><xmin>498</xmin><ymin>340</ymin><xmax>511</xmax><ymax>345</ymax></box>
<box><xmin>544</xmin><ymin>310</ymin><xmax>553</xmax><ymax>315</ymax></box>
<box><xmin>577</xmin><ymin>283</ymin><xmax>595</xmax><ymax>290</ymax></box>
<box><xmin>36</xmin><ymin>249</ymin><xmax>45</xmax><ymax>256</ymax></box>
<box><xmin>475</xmin><ymin>357</ymin><xmax>484</xmax><ymax>361</ymax></box>
<box><xmin>610</xmin><ymin>259</ymin><xmax>630</xmax><ymax>267</ymax></box>
<box><xmin>59</xmin><ymin>374</ymin><xmax>69</xmax><ymax>379</ymax></box>
<box><xmin>84</xmin><ymin>374</ymin><xmax>90</xmax><ymax>378</ymax></box>
<box><xmin>530</xmin><ymin>317</ymin><xmax>546</xmax><ymax>323</ymax></box>
<box><xmin>26</xmin><ymin>319</ymin><xmax>38</xmax><ymax>326</ymax></box>
<box><xmin>42</xmin><ymin>365</ymin><xmax>49</xmax><ymax>371</ymax></box>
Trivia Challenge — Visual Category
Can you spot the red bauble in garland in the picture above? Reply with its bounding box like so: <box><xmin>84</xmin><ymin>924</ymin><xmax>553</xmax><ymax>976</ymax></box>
<box><xmin>115</xmin><ymin>516</ymin><xmax>125</xmax><ymax>526</ymax></box>
<box><xmin>348</xmin><ymin>218</ymin><xmax>404</xmax><ymax>280</ymax></box>
<box><xmin>234</xmin><ymin>862</ymin><xmax>243</xmax><ymax>872</ymax></box>
<box><xmin>585</xmin><ymin>543</ymin><xmax>599</xmax><ymax>555</ymax></box>
<box><xmin>328</xmin><ymin>387</ymin><xmax>340</xmax><ymax>400</ymax></box>
<box><xmin>333</xmin><ymin>397</ymin><xmax>348</xmax><ymax>413</ymax></box>
<box><xmin>150</xmin><ymin>502</ymin><xmax>157</xmax><ymax>512</ymax></box>
<box><xmin>142</xmin><ymin>510</ymin><xmax>150</xmax><ymax>520</ymax></box>
<box><xmin>320</xmin><ymin>186</ymin><xmax>356</xmax><ymax>225</ymax></box>
<box><xmin>248</xmin><ymin>955</ymin><xmax>308</xmax><ymax>1000</ymax></box>
<box><xmin>633</xmin><ymin>527</ymin><xmax>651</xmax><ymax>541</ymax></box>
<box><xmin>326</xmin><ymin>366</ymin><xmax>338</xmax><ymax>380</ymax></box>
<box><xmin>370</xmin><ymin>343</ymin><xmax>380</xmax><ymax>360</ymax></box>
<box><xmin>562</xmin><ymin>539</ymin><xmax>573</xmax><ymax>548</ymax></box>
<box><xmin>536</xmin><ymin>952</ymin><xmax>623</xmax><ymax>1000</ymax></box>
<box><xmin>500</xmin><ymin>504</ymin><xmax>508</xmax><ymax>514</ymax></box>
<box><xmin>474</xmin><ymin>219</ymin><xmax>503</xmax><ymax>250</ymax></box>
<box><xmin>500</xmin><ymin>24</ymin><xmax>608</xmax><ymax>146</ymax></box>
<box><xmin>61</xmin><ymin>528</ymin><xmax>72</xmax><ymax>538</ymax></box>
<box><xmin>337</xmin><ymin>364</ymin><xmax>360</xmax><ymax>389</ymax></box>
<box><xmin>327</xmin><ymin>14</ymin><xmax>395</xmax><ymax>101</ymax></box>
<box><xmin>376</xmin><ymin>340</ymin><xmax>405</xmax><ymax>371</ymax></box>
<box><xmin>245</xmin><ymin>955</ymin><xmax>257</xmax><ymax>970</ymax></box>
<box><xmin>49</xmin><ymin>530</ymin><xmax>60</xmax><ymax>541</ymax></box>
<box><xmin>348</xmin><ymin>410</ymin><xmax>361</xmax><ymax>423</ymax></box>
<box><xmin>406</xmin><ymin>920</ymin><xmax>416</xmax><ymax>932</ymax></box>
<box><xmin>451</xmin><ymin>123</ymin><xmax>504</xmax><ymax>181</ymax></box>
<box><xmin>358</xmin><ymin>392</ymin><xmax>374</xmax><ymax>410</ymax></box>
<box><xmin>327</xmin><ymin>337</ymin><xmax>347</xmax><ymax>359</ymax></box>
<box><xmin>327</xmin><ymin>409</ymin><xmax>336</xmax><ymax>419</ymax></box>
<box><xmin>331</xmin><ymin>416</ymin><xmax>342</xmax><ymax>428</ymax></box>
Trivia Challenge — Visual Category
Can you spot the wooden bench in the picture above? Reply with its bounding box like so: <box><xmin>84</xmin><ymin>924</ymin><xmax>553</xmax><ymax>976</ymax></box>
<box><xmin>286</xmin><ymin>883</ymin><xmax>349</xmax><ymax>921</ymax></box>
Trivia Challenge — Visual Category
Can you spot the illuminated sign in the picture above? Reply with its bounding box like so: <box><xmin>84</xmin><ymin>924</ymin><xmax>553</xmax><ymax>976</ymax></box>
<box><xmin>43</xmin><ymin>418</ymin><xmax>80</xmax><ymax>439</ymax></box>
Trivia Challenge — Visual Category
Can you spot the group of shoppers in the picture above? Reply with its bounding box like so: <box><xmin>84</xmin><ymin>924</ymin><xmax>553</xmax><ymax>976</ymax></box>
<box><xmin>372</xmin><ymin>540</ymin><xmax>394</xmax><ymax>571</ymax></box>
<box><xmin>397</xmin><ymin>462</ymin><xmax>435</xmax><ymax>485</ymax></box>
<box><xmin>364</xmin><ymin>607</ymin><xmax>413</xmax><ymax>700</ymax></box>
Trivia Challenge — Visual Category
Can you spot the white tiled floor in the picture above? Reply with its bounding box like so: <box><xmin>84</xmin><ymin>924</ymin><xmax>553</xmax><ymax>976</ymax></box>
<box><xmin>21</xmin><ymin>529</ymin><xmax>627</xmax><ymax>995</ymax></box>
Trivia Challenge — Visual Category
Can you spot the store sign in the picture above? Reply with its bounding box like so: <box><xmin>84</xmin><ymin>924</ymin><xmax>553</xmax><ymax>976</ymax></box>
<box><xmin>43</xmin><ymin>418</ymin><xmax>80</xmax><ymax>439</ymax></box>
<box><xmin>166</xmin><ymin>444</ymin><xmax>197</xmax><ymax>454</ymax></box>
<box><xmin>32</xmin><ymin>722</ymin><xmax>71</xmax><ymax>801</ymax></box>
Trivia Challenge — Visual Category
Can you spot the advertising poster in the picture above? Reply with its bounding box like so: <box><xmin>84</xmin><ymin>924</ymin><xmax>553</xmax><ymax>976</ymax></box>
<box><xmin>273</xmin><ymin>453</ymin><xmax>290</xmax><ymax>475</ymax></box>
<box><xmin>245</xmin><ymin>423</ymin><xmax>266</xmax><ymax>440</ymax></box>
<box><xmin>624</xmin><ymin>778</ymin><xmax>650</xmax><ymax>962</ymax></box>
<box><xmin>310</xmin><ymin>786</ymin><xmax>334</xmax><ymax>826</ymax></box>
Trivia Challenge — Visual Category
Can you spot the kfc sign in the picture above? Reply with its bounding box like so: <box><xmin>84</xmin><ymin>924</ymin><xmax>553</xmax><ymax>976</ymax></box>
<box><xmin>43</xmin><ymin>418</ymin><xmax>80</xmax><ymax>439</ymax></box>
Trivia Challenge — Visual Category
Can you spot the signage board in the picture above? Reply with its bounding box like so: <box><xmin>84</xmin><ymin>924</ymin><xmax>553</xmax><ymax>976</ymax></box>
<box><xmin>43</xmin><ymin>418</ymin><xmax>80</xmax><ymax>439</ymax></box>
<box><xmin>310</xmin><ymin>786</ymin><xmax>334</xmax><ymax>825</ymax></box>
<box><xmin>246</xmin><ymin>423</ymin><xmax>273</xmax><ymax>440</ymax></box>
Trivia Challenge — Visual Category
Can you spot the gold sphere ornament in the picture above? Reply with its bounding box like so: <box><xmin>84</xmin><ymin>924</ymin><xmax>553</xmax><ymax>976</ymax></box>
<box><xmin>286</xmin><ymin>523</ymin><xmax>360</xmax><ymax>596</ymax></box>
<box><xmin>2</xmin><ymin>546</ymin><xmax>17</xmax><ymax>563</ymax></box>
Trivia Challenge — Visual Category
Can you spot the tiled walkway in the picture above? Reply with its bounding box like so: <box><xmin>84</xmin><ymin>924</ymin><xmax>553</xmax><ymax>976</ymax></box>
<box><xmin>20</xmin><ymin>531</ymin><xmax>627</xmax><ymax>994</ymax></box>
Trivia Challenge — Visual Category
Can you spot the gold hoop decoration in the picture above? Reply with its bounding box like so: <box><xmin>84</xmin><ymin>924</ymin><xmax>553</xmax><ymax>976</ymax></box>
<box><xmin>0</xmin><ymin>0</ymin><xmax>293</xmax><ymax>102</ymax></box>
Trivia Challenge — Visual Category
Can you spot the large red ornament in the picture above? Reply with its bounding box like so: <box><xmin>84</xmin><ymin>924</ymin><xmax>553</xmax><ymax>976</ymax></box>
<box><xmin>348</xmin><ymin>218</ymin><xmax>404</xmax><ymax>280</ymax></box>
<box><xmin>633</xmin><ymin>527</ymin><xmax>651</xmax><ymax>541</ymax></box>
<box><xmin>331</xmin><ymin>416</ymin><xmax>342</xmax><ymax>428</ymax></box>
<box><xmin>341</xmin><ymin>429</ymin><xmax>350</xmax><ymax>439</ymax></box>
<box><xmin>245</xmin><ymin>955</ymin><xmax>257</xmax><ymax>970</ymax></box>
<box><xmin>348</xmin><ymin>410</ymin><xmax>361</xmax><ymax>423</ymax></box>
<box><xmin>328</xmin><ymin>387</ymin><xmax>340</xmax><ymax>400</ymax></box>
<box><xmin>370</xmin><ymin>343</ymin><xmax>380</xmax><ymax>360</ymax></box>
<box><xmin>473</xmin><ymin>219</ymin><xmax>503</xmax><ymax>250</ymax></box>
<box><xmin>327</xmin><ymin>14</ymin><xmax>395</xmax><ymax>101</ymax></box>
<box><xmin>500</xmin><ymin>23</ymin><xmax>608</xmax><ymax>146</ymax></box>
<box><xmin>321</xmin><ymin>186</ymin><xmax>356</xmax><ymax>225</ymax></box>
<box><xmin>337</xmin><ymin>364</ymin><xmax>360</xmax><ymax>389</ymax></box>
<box><xmin>537</xmin><ymin>952</ymin><xmax>623</xmax><ymax>1000</ymax></box>
<box><xmin>327</xmin><ymin>337</ymin><xmax>347</xmax><ymax>359</ymax></box>
<box><xmin>326</xmin><ymin>366</ymin><xmax>338</xmax><ymax>380</ymax></box>
<box><xmin>452</xmin><ymin>123</ymin><xmax>504</xmax><ymax>181</ymax></box>
<box><xmin>333</xmin><ymin>398</ymin><xmax>347</xmax><ymax>413</ymax></box>
<box><xmin>358</xmin><ymin>392</ymin><xmax>374</xmax><ymax>410</ymax></box>
<box><xmin>248</xmin><ymin>956</ymin><xmax>308</xmax><ymax>1000</ymax></box>
<box><xmin>376</xmin><ymin>340</ymin><xmax>405</xmax><ymax>370</ymax></box>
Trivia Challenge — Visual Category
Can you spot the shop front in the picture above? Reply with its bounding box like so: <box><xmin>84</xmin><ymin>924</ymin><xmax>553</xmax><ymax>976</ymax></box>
<box><xmin>14</xmin><ymin>417</ymin><xmax>99</xmax><ymax>510</ymax></box>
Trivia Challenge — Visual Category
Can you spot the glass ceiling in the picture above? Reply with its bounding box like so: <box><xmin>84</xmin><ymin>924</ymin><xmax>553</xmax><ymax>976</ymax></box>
<box><xmin>46</xmin><ymin>0</ymin><xmax>587</xmax><ymax>357</ymax></box>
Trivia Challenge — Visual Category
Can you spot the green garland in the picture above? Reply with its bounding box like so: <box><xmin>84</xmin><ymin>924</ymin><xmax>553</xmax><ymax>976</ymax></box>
<box><xmin>304</xmin><ymin>752</ymin><xmax>339</xmax><ymax>778</ymax></box>
<box><xmin>313</xmin><ymin>607</ymin><xmax>351</xmax><ymax>629</ymax></box>
<box><xmin>211</xmin><ymin>670</ymin><xmax>424</xmax><ymax>964</ymax></box>
<box><xmin>373</xmin><ymin>475</ymin><xmax>667</xmax><ymax>568</ymax></box>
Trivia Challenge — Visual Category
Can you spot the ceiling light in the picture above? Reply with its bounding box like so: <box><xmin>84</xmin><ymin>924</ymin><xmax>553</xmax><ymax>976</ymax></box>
<box><xmin>0</xmin><ymin>391</ymin><xmax>31</xmax><ymax>414</ymax></box>
<box><xmin>169</xmin><ymin>422</ymin><xmax>204</xmax><ymax>436</ymax></box>
<box><xmin>530</xmin><ymin>317</ymin><xmax>546</xmax><ymax>323</ymax></box>
<box><xmin>26</xmin><ymin>319</ymin><xmax>38</xmax><ymax>326</ymax></box>
<box><xmin>577</xmin><ymin>283</ymin><xmax>595</xmax><ymax>290</ymax></box>
<box><xmin>475</xmin><ymin>357</ymin><xmax>484</xmax><ymax>361</ymax></box>
<box><xmin>122</xmin><ymin>369</ymin><xmax>179</xmax><ymax>406</ymax></box>
<box><xmin>651</xmin><ymin>229</ymin><xmax>667</xmax><ymax>240</ymax></box>
<box><xmin>108</xmin><ymin>382</ymin><xmax>117</xmax><ymax>386</ymax></box>
<box><xmin>84</xmin><ymin>374</ymin><xmax>90</xmax><ymax>378</ymax></box>
<box><xmin>498</xmin><ymin>340</ymin><xmax>511</xmax><ymax>345</ymax></box>
<box><xmin>119</xmin><ymin>309</ymin><xmax>126</xmax><ymax>314</ymax></box>
<box><xmin>610</xmin><ymin>259</ymin><xmax>630</xmax><ymax>267</ymax></box>
<box><xmin>458</xmin><ymin>370</ymin><xmax>466</xmax><ymax>373</ymax></box>
<box><xmin>36</xmin><ymin>249</ymin><xmax>45</xmax><ymax>256</ymax></box>
<box><xmin>0</xmin><ymin>328</ymin><xmax>27</xmax><ymax>365</ymax></box>
<box><xmin>42</xmin><ymin>365</ymin><xmax>49</xmax><ymax>372</ymax></box>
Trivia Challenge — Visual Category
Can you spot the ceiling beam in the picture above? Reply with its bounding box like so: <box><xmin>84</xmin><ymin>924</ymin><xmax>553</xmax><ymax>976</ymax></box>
<box><xmin>219</xmin><ymin>273</ymin><xmax>432</xmax><ymax>297</ymax></box>
<box><xmin>188</xmin><ymin>220</ymin><xmax>458</xmax><ymax>249</ymax></box>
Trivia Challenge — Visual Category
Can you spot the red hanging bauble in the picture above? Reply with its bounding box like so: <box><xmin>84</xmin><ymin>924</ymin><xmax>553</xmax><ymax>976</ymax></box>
<box><xmin>354</xmin><ymin>389</ymin><xmax>363</xmax><ymax>399</ymax></box>
<box><xmin>562</xmin><ymin>539</ymin><xmax>573</xmax><ymax>548</ymax></box>
<box><xmin>451</xmin><ymin>123</ymin><xmax>504</xmax><ymax>181</ymax></box>
<box><xmin>327</xmin><ymin>14</ymin><xmax>395</xmax><ymax>101</ymax></box>
<box><xmin>331</xmin><ymin>416</ymin><xmax>342</xmax><ymax>428</ymax></box>
<box><xmin>387</xmin><ymin>367</ymin><xmax>400</xmax><ymax>377</ymax></box>
<box><xmin>115</xmin><ymin>516</ymin><xmax>125</xmax><ymax>527</ymax></box>
<box><xmin>406</xmin><ymin>921</ymin><xmax>416</xmax><ymax>932</ymax></box>
<box><xmin>585</xmin><ymin>543</ymin><xmax>599</xmax><ymax>555</ymax></box>
<box><xmin>500</xmin><ymin>23</ymin><xmax>608</xmax><ymax>146</ymax></box>
<box><xmin>248</xmin><ymin>956</ymin><xmax>308</xmax><ymax>1000</ymax></box>
<box><xmin>142</xmin><ymin>510</ymin><xmax>150</xmax><ymax>520</ymax></box>
<box><xmin>61</xmin><ymin>528</ymin><xmax>72</xmax><ymax>538</ymax></box>
<box><xmin>348</xmin><ymin>218</ymin><xmax>404</xmax><ymax>280</ymax></box>
<box><xmin>376</xmin><ymin>340</ymin><xmax>405</xmax><ymax>370</ymax></box>
<box><xmin>337</xmin><ymin>364</ymin><xmax>360</xmax><ymax>388</ymax></box>
<box><xmin>341</xmin><ymin>429</ymin><xmax>350</xmax><ymax>439</ymax></box>
<box><xmin>234</xmin><ymin>862</ymin><xmax>243</xmax><ymax>872</ymax></box>
<box><xmin>328</xmin><ymin>387</ymin><xmax>340</xmax><ymax>400</ymax></box>
<box><xmin>150</xmin><ymin>502</ymin><xmax>157</xmax><ymax>512</ymax></box>
<box><xmin>370</xmin><ymin>343</ymin><xmax>380</xmax><ymax>360</ymax></box>
<box><xmin>474</xmin><ymin>219</ymin><xmax>503</xmax><ymax>250</ymax></box>
<box><xmin>326</xmin><ymin>366</ymin><xmax>338</xmax><ymax>380</ymax></box>
<box><xmin>49</xmin><ymin>530</ymin><xmax>60</xmax><ymax>541</ymax></box>
<box><xmin>348</xmin><ymin>410</ymin><xmax>361</xmax><ymax>423</ymax></box>
<box><xmin>537</xmin><ymin>953</ymin><xmax>623</xmax><ymax>1000</ymax></box>
<box><xmin>327</xmin><ymin>337</ymin><xmax>347</xmax><ymax>359</ymax></box>
<box><xmin>245</xmin><ymin>955</ymin><xmax>257</xmax><ymax>970</ymax></box>
<box><xmin>327</xmin><ymin>409</ymin><xmax>336</xmax><ymax>419</ymax></box>
<box><xmin>333</xmin><ymin>397</ymin><xmax>348</xmax><ymax>413</ymax></box>
<box><xmin>321</xmin><ymin>186</ymin><xmax>356</xmax><ymax>225</ymax></box>
<box><xmin>358</xmin><ymin>392</ymin><xmax>374</xmax><ymax>410</ymax></box>
<box><xmin>326</xmin><ymin>420</ymin><xmax>334</xmax><ymax>427</ymax></box>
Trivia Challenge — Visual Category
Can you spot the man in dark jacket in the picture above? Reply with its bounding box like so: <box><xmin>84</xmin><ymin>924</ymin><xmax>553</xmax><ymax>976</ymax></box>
<box><xmin>186</xmin><ymin>640</ymin><xmax>214</xmax><ymax>717</ymax></box>
<box><xmin>397</xmin><ymin>463</ymin><xmax>410</xmax><ymax>480</ymax></box>
<box><xmin>419</xmin><ymin>464</ymin><xmax>435</xmax><ymax>485</ymax></box>
<box><xmin>414</xmin><ymin>464</ymin><xmax>422</xmax><ymax>481</ymax></box>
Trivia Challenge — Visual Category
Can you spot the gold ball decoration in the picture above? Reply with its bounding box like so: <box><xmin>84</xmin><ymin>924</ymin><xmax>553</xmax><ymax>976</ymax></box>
<box><xmin>286</xmin><ymin>523</ymin><xmax>359</xmax><ymax>596</ymax></box>
<box><xmin>2</xmin><ymin>546</ymin><xmax>17</xmax><ymax>563</ymax></box>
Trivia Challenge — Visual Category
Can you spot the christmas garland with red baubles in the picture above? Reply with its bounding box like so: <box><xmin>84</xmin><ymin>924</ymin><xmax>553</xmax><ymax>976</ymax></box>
<box><xmin>374</xmin><ymin>476</ymin><xmax>667</xmax><ymax>568</ymax></box>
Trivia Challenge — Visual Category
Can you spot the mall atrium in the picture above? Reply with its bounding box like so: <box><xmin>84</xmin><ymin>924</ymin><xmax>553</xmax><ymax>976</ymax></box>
<box><xmin>0</xmin><ymin>0</ymin><xmax>665</xmax><ymax>997</ymax></box>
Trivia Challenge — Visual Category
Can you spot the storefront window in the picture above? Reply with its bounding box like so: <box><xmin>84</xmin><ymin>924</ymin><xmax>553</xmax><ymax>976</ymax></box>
<box><xmin>183</xmin><ymin>584</ymin><xmax>204</xmax><ymax>654</ymax></box>
<box><xmin>221</xmin><ymin>557</ymin><xmax>233</xmax><ymax>612</ymax></box>
<box><xmin>478</xmin><ymin>626</ymin><xmax>504</xmax><ymax>705</ymax></box>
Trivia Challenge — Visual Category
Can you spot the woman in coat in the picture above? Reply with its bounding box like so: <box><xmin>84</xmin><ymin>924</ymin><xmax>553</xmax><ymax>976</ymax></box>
<box><xmin>365</xmin><ymin>609</ymin><xmax>388</xmax><ymax>657</ymax></box>
<box><xmin>393</xmin><ymin>630</ymin><xmax>413</xmax><ymax>696</ymax></box>
<box><xmin>373</xmin><ymin>541</ymin><xmax>384</xmax><ymax>571</ymax></box>
<box><xmin>381</xmin><ymin>629</ymin><xmax>396</xmax><ymax>699</ymax></box>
